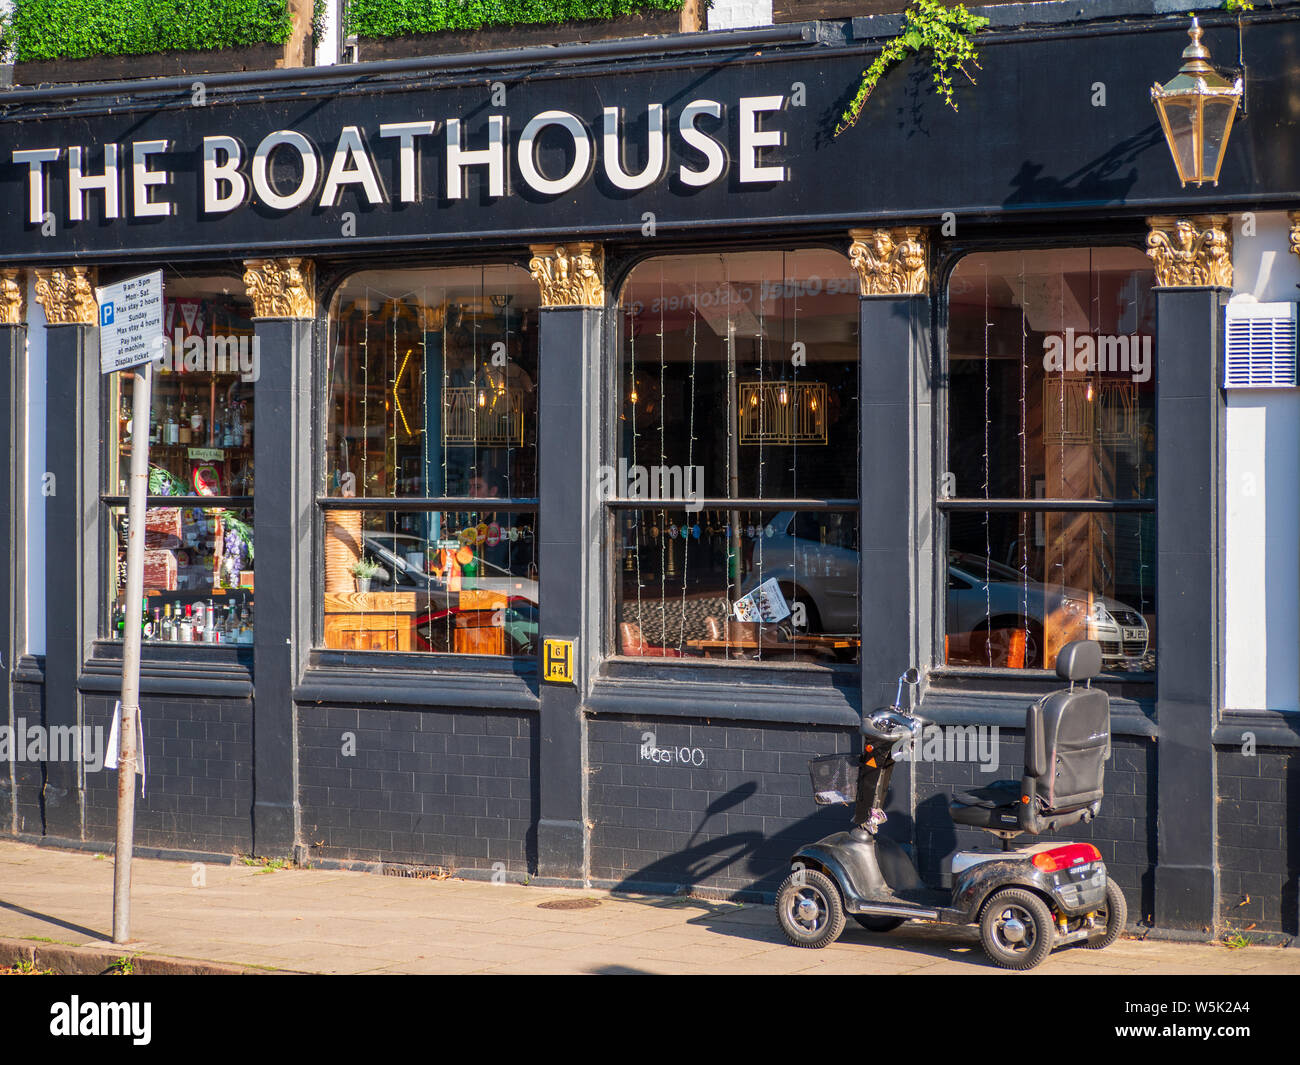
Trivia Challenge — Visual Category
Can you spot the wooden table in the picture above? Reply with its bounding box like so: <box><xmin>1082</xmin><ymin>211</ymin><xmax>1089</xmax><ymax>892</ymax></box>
<box><xmin>323</xmin><ymin>591</ymin><xmax>426</xmax><ymax>652</ymax></box>
<box><xmin>323</xmin><ymin>588</ymin><xmax>511</xmax><ymax>654</ymax></box>
<box><xmin>685</xmin><ymin>635</ymin><xmax>860</xmax><ymax>659</ymax></box>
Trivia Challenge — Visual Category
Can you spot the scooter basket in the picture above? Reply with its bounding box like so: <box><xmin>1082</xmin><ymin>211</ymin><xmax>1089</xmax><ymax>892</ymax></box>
<box><xmin>808</xmin><ymin>752</ymin><xmax>860</xmax><ymax>805</ymax></box>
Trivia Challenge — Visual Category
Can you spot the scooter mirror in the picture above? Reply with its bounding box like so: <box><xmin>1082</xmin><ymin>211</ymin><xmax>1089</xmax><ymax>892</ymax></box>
<box><xmin>903</xmin><ymin>668</ymin><xmax>920</xmax><ymax>684</ymax></box>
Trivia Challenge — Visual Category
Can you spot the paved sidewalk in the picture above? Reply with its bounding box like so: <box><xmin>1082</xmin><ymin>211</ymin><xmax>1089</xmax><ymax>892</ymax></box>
<box><xmin>1</xmin><ymin>840</ymin><xmax>1296</xmax><ymax>975</ymax></box>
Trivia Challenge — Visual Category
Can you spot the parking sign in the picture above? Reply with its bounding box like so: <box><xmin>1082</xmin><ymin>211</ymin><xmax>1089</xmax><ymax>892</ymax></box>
<box><xmin>96</xmin><ymin>271</ymin><xmax>163</xmax><ymax>374</ymax></box>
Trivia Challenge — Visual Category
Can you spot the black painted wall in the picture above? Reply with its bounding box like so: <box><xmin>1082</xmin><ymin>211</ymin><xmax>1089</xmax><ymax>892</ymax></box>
<box><xmin>1216</xmin><ymin>746</ymin><xmax>1298</xmax><ymax>936</ymax></box>
<box><xmin>11</xmin><ymin>679</ymin><xmax>43</xmax><ymax>835</ymax></box>
<box><xmin>298</xmin><ymin>705</ymin><xmax>537</xmax><ymax>872</ymax></box>
<box><xmin>81</xmin><ymin>693</ymin><xmax>253</xmax><ymax>854</ymax></box>
<box><xmin>1153</xmin><ymin>286</ymin><xmax>1228</xmax><ymax>931</ymax></box>
<box><xmin>587</xmin><ymin>715</ymin><xmax>859</xmax><ymax>899</ymax></box>
<box><xmin>42</xmin><ymin>323</ymin><xmax>95</xmax><ymax>840</ymax></box>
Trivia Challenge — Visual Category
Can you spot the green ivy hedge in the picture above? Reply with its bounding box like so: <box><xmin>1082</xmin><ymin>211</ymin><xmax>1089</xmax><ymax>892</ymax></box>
<box><xmin>5</xmin><ymin>0</ymin><xmax>294</xmax><ymax>63</ymax></box>
<box><xmin>345</xmin><ymin>0</ymin><xmax>685</xmax><ymax>39</ymax></box>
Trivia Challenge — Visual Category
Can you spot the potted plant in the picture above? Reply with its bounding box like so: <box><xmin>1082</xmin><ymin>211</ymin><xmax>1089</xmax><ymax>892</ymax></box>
<box><xmin>349</xmin><ymin>557</ymin><xmax>384</xmax><ymax>593</ymax></box>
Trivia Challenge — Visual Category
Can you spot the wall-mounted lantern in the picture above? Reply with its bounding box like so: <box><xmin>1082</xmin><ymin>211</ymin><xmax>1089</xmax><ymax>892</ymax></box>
<box><xmin>1151</xmin><ymin>17</ymin><xmax>1243</xmax><ymax>187</ymax></box>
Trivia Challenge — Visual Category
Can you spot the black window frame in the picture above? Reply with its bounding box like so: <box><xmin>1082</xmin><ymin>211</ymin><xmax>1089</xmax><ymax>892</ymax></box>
<box><xmin>311</xmin><ymin>258</ymin><xmax>542</xmax><ymax>666</ymax></box>
<box><xmin>94</xmin><ymin>264</ymin><xmax>256</xmax><ymax>659</ymax></box>
<box><xmin>932</xmin><ymin>237</ymin><xmax>1158</xmax><ymax>684</ymax></box>
<box><xmin>604</xmin><ymin>242</ymin><xmax>863</xmax><ymax>671</ymax></box>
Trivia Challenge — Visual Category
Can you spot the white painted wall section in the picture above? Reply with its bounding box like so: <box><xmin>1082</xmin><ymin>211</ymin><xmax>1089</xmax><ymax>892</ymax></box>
<box><xmin>708</xmin><ymin>0</ymin><xmax>773</xmax><ymax>30</ymax></box>
<box><xmin>1223</xmin><ymin>211</ymin><xmax>1300</xmax><ymax>711</ymax></box>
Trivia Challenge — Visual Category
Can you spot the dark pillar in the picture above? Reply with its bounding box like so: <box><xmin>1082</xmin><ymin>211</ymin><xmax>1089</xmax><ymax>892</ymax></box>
<box><xmin>247</xmin><ymin>260</ymin><xmax>314</xmax><ymax>857</ymax></box>
<box><xmin>1153</xmin><ymin>282</ymin><xmax>1227</xmax><ymax>932</ymax></box>
<box><xmin>858</xmin><ymin>282</ymin><xmax>932</xmax><ymax>839</ymax></box>
<box><xmin>0</xmin><ymin>292</ymin><xmax>26</xmax><ymax>834</ymax></box>
<box><xmin>534</xmin><ymin>267</ymin><xmax>603</xmax><ymax>881</ymax></box>
<box><xmin>40</xmin><ymin>277</ymin><xmax>99</xmax><ymax>842</ymax></box>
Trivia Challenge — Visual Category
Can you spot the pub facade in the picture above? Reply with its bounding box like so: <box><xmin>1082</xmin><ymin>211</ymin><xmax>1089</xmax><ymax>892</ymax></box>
<box><xmin>1</xmin><ymin>0</ymin><xmax>1297</xmax><ymax>939</ymax></box>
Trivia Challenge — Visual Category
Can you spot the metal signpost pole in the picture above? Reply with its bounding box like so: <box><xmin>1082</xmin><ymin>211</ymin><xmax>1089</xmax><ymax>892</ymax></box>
<box><xmin>113</xmin><ymin>357</ymin><xmax>152</xmax><ymax>944</ymax></box>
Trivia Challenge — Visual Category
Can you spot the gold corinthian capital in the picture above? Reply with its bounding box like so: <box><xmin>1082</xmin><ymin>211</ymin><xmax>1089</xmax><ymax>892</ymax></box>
<box><xmin>528</xmin><ymin>243</ymin><xmax>605</xmax><ymax>308</ymax></box>
<box><xmin>0</xmin><ymin>269</ymin><xmax>25</xmax><ymax>326</ymax></box>
<box><xmin>849</xmin><ymin>227</ymin><xmax>929</xmax><ymax>296</ymax></box>
<box><xmin>1146</xmin><ymin>216</ymin><xmax>1233</xmax><ymax>288</ymax></box>
<box><xmin>242</xmin><ymin>258</ymin><xmax>316</xmax><ymax>319</ymax></box>
<box><xmin>33</xmin><ymin>266</ymin><xmax>97</xmax><ymax>326</ymax></box>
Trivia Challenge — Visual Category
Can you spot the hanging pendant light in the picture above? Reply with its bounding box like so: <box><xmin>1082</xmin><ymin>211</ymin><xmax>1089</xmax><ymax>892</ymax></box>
<box><xmin>1151</xmin><ymin>17</ymin><xmax>1243</xmax><ymax>188</ymax></box>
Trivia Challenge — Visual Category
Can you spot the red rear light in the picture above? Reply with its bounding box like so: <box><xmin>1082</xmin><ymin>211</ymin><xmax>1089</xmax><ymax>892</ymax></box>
<box><xmin>1031</xmin><ymin>843</ymin><xmax>1102</xmax><ymax>873</ymax></box>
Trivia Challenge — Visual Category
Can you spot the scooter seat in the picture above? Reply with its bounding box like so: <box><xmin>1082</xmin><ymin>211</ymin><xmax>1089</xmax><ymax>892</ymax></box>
<box><xmin>948</xmin><ymin>780</ymin><xmax>1022</xmax><ymax>830</ymax></box>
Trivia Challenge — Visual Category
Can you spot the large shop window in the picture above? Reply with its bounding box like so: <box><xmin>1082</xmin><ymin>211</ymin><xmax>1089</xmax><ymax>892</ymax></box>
<box><xmin>614</xmin><ymin>249</ymin><xmax>860</xmax><ymax>665</ymax></box>
<box><xmin>941</xmin><ymin>247</ymin><xmax>1156</xmax><ymax>675</ymax></box>
<box><xmin>103</xmin><ymin>273</ymin><xmax>256</xmax><ymax>646</ymax></box>
<box><xmin>321</xmin><ymin>265</ymin><xmax>538</xmax><ymax>657</ymax></box>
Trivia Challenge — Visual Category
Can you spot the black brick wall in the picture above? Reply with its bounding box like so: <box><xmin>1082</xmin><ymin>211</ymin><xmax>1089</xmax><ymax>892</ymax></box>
<box><xmin>298</xmin><ymin>706</ymin><xmax>537</xmax><ymax>872</ymax></box>
<box><xmin>82</xmin><ymin>693</ymin><xmax>253</xmax><ymax>854</ymax></box>
<box><xmin>588</xmin><ymin>717</ymin><xmax>860</xmax><ymax>899</ymax></box>
<box><xmin>914</xmin><ymin>732</ymin><xmax>1157</xmax><ymax>922</ymax></box>
<box><xmin>12</xmin><ymin>681</ymin><xmax>46</xmax><ymax>836</ymax></box>
<box><xmin>1216</xmin><ymin>745</ymin><xmax>1298</xmax><ymax>936</ymax></box>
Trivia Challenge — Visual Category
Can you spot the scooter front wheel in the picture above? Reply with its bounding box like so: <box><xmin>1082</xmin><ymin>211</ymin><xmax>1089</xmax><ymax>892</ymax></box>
<box><xmin>776</xmin><ymin>868</ymin><xmax>846</xmax><ymax>949</ymax></box>
<box><xmin>979</xmin><ymin>888</ymin><xmax>1055</xmax><ymax>970</ymax></box>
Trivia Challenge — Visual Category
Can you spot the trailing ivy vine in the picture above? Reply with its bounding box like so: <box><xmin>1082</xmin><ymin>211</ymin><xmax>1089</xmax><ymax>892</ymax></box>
<box><xmin>836</xmin><ymin>0</ymin><xmax>989</xmax><ymax>137</ymax></box>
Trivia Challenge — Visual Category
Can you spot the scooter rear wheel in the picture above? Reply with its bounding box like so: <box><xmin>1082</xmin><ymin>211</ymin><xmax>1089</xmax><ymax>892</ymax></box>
<box><xmin>979</xmin><ymin>888</ymin><xmax>1055</xmax><ymax>970</ymax></box>
<box><xmin>1083</xmin><ymin>878</ymin><xmax>1128</xmax><ymax>950</ymax></box>
<box><xmin>776</xmin><ymin>868</ymin><xmax>846</xmax><ymax>949</ymax></box>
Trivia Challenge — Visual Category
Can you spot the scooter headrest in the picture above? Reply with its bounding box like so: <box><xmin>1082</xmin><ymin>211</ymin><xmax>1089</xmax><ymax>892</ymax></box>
<box><xmin>1055</xmin><ymin>639</ymin><xmax>1102</xmax><ymax>682</ymax></box>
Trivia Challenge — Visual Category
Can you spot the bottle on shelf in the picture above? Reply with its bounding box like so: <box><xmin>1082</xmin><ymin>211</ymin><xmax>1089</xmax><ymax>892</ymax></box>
<box><xmin>178</xmin><ymin>399</ymin><xmax>192</xmax><ymax>445</ymax></box>
<box><xmin>190</xmin><ymin>402</ymin><xmax>205</xmax><ymax>443</ymax></box>
<box><xmin>161</xmin><ymin>603</ymin><xmax>172</xmax><ymax>642</ymax></box>
<box><xmin>165</xmin><ymin>399</ymin><xmax>178</xmax><ymax>446</ymax></box>
<box><xmin>180</xmin><ymin>604</ymin><xmax>194</xmax><ymax>642</ymax></box>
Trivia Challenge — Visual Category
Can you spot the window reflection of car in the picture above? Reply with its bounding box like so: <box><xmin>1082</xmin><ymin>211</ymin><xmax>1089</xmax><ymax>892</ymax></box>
<box><xmin>360</xmin><ymin>532</ymin><xmax>539</xmax><ymax>655</ymax></box>
<box><xmin>740</xmin><ymin>511</ymin><xmax>859</xmax><ymax>634</ymax></box>
<box><xmin>740</xmin><ymin>519</ymin><xmax>1149</xmax><ymax>669</ymax></box>
<box><xmin>946</xmin><ymin>552</ymin><xmax>1150</xmax><ymax>668</ymax></box>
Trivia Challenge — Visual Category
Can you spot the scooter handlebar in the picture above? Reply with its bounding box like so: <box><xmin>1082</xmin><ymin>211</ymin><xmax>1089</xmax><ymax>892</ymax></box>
<box><xmin>860</xmin><ymin>710</ymin><xmax>924</xmax><ymax>743</ymax></box>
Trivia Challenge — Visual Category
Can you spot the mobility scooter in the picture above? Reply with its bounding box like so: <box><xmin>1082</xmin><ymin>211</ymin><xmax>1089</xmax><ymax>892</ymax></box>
<box><xmin>775</xmin><ymin>640</ymin><xmax>1127</xmax><ymax>969</ymax></box>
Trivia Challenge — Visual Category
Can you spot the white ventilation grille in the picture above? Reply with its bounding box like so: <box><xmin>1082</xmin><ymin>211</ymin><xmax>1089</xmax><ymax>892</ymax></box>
<box><xmin>1224</xmin><ymin>302</ymin><xmax>1298</xmax><ymax>388</ymax></box>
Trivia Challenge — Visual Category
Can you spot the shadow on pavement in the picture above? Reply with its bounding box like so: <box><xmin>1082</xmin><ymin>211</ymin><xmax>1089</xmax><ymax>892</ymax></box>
<box><xmin>0</xmin><ymin>897</ymin><xmax>107</xmax><ymax>941</ymax></box>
